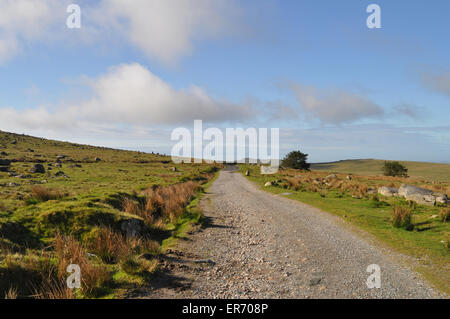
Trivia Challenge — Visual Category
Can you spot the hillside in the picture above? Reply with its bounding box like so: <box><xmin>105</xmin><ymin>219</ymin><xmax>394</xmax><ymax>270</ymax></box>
<box><xmin>311</xmin><ymin>159</ymin><xmax>450</xmax><ymax>182</ymax></box>
<box><xmin>0</xmin><ymin>130</ymin><xmax>219</xmax><ymax>298</ymax></box>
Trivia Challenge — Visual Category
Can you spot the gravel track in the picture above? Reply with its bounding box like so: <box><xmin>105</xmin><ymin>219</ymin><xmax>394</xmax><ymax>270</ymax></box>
<box><xmin>138</xmin><ymin>166</ymin><xmax>444</xmax><ymax>299</ymax></box>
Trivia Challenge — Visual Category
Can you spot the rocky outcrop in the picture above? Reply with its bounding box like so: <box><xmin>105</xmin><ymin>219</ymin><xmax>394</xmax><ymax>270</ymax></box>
<box><xmin>378</xmin><ymin>183</ymin><xmax>449</xmax><ymax>206</ymax></box>
<box><xmin>378</xmin><ymin>186</ymin><xmax>398</xmax><ymax>197</ymax></box>
<box><xmin>398</xmin><ymin>184</ymin><xmax>433</xmax><ymax>197</ymax></box>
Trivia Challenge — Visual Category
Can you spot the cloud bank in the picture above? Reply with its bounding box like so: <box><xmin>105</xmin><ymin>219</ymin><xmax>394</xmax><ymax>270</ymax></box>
<box><xmin>289</xmin><ymin>84</ymin><xmax>384</xmax><ymax>124</ymax></box>
<box><xmin>0</xmin><ymin>0</ymin><xmax>243</xmax><ymax>65</ymax></box>
<box><xmin>0</xmin><ymin>63</ymin><xmax>255</xmax><ymax>132</ymax></box>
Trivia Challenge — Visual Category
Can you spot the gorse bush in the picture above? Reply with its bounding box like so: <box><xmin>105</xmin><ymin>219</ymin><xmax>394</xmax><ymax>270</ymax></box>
<box><xmin>392</xmin><ymin>206</ymin><xmax>414</xmax><ymax>230</ymax></box>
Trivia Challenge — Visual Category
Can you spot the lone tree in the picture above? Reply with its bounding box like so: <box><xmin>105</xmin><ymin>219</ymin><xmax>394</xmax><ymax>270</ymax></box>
<box><xmin>281</xmin><ymin>151</ymin><xmax>310</xmax><ymax>170</ymax></box>
<box><xmin>383</xmin><ymin>161</ymin><xmax>408</xmax><ymax>177</ymax></box>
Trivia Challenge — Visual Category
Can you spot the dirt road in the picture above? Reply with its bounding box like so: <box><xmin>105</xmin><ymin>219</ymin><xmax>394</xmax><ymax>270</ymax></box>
<box><xmin>137</xmin><ymin>166</ymin><xmax>444</xmax><ymax>299</ymax></box>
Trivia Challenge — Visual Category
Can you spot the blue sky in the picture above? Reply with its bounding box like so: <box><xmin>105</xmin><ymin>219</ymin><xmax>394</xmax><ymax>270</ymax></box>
<box><xmin>0</xmin><ymin>0</ymin><xmax>449</xmax><ymax>163</ymax></box>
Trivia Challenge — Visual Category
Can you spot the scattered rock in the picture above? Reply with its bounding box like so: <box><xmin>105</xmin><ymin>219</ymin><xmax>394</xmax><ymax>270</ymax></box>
<box><xmin>346</xmin><ymin>175</ymin><xmax>352</xmax><ymax>180</ymax></box>
<box><xmin>398</xmin><ymin>184</ymin><xmax>433</xmax><ymax>197</ymax></box>
<box><xmin>170</xmin><ymin>167</ymin><xmax>177</xmax><ymax>172</ymax></box>
<box><xmin>367</xmin><ymin>187</ymin><xmax>377</xmax><ymax>195</ymax></box>
<box><xmin>0</xmin><ymin>166</ymin><xmax>9</xmax><ymax>172</ymax></box>
<box><xmin>54</xmin><ymin>171</ymin><xmax>66</xmax><ymax>177</ymax></box>
<box><xmin>0</xmin><ymin>151</ymin><xmax>8</xmax><ymax>156</ymax></box>
<box><xmin>245</xmin><ymin>170</ymin><xmax>250</xmax><ymax>176</ymax></box>
<box><xmin>378</xmin><ymin>186</ymin><xmax>398</xmax><ymax>197</ymax></box>
<box><xmin>405</xmin><ymin>193</ymin><xmax>435</xmax><ymax>206</ymax></box>
<box><xmin>120</xmin><ymin>218</ymin><xmax>144</xmax><ymax>237</ymax></box>
<box><xmin>434</xmin><ymin>194</ymin><xmax>449</xmax><ymax>204</ymax></box>
<box><xmin>30</xmin><ymin>164</ymin><xmax>45</xmax><ymax>174</ymax></box>
<box><xmin>94</xmin><ymin>157</ymin><xmax>102</xmax><ymax>162</ymax></box>
<box><xmin>55</xmin><ymin>163</ymin><xmax>62</xmax><ymax>168</ymax></box>
<box><xmin>398</xmin><ymin>184</ymin><xmax>448</xmax><ymax>206</ymax></box>
<box><xmin>325</xmin><ymin>174</ymin><xmax>337</xmax><ymax>180</ymax></box>
<box><xmin>0</xmin><ymin>159</ymin><xmax>11</xmax><ymax>166</ymax></box>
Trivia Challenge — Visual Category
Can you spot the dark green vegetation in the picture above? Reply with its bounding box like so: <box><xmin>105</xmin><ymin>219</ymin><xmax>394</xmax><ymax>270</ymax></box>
<box><xmin>240</xmin><ymin>164</ymin><xmax>450</xmax><ymax>294</ymax></box>
<box><xmin>281</xmin><ymin>150</ymin><xmax>310</xmax><ymax>170</ymax></box>
<box><xmin>383</xmin><ymin>161</ymin><xmax>408</xmax><ymax>178</ymax></box>
<box><xmin>0</xmin><ymin>131</ymin><xmax>220</xmax><ymax>298</ymax></box>
<box><xmin>311</xmin><ymin>159</ymin><xmax>450</xmax><ymax>182</ymax></box>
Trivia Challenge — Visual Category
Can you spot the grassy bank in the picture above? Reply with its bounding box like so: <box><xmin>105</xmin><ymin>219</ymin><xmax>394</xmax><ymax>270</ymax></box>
<box><xmin>0</xmin><ymin>131</ymin><xmax>220</xmax><ymax>298</ymax></box>
<box><xmin>239</xmin><ymin>164</ymin><xmax>450</xmax><ymax>294</ymax></box>
<box><xmin>311</xmin><ymin>159</ymin><xmax>450</xmax><ymax>182</ymax></box>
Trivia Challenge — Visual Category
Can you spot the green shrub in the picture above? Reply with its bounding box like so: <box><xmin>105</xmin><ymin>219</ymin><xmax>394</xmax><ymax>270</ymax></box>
<box><xmin>383</xmin><ymin>161</ymin><xmax>408</xmax><ymax>177</ymax></box>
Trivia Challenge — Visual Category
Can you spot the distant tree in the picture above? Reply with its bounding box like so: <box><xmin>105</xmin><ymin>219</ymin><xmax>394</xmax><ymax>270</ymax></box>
<box><xmin>383</xmin><ymin>161</ymin><xmax>408</xmax><ymax>177</ymax></box>
<box><xmin>281</xmin><ymin>151</ymin><xmax>310</xmax><ymax>170</ymax></box>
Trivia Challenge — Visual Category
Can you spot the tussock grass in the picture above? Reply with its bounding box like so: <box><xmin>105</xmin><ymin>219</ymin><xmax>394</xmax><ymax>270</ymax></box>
<box><xmin>440</xmin><ymin>208</ymin><xmax>450</xmax><ymax>222</ymax></box>
<box><xmin>4</xmin><ymin>286</ymin><xmax>18</xmax><ymax>299</ymax></box>
<box><xmin>123</xmin><ymin>181</ymin><xmax>201</xmax><ymax>225</ymax></box>
<box><xmin>54</xmin><ymin>234</ymin><xmax>111</xmax><ymax>296</ymax></box>
<box><xmin>30</xmin><ymin>186</ymin><xmax>64</xmax><ymax>202</ymax></box>
<box><xmin>392</xmin><ymin>206</ymin><xmax>414</xmax><ymax>230</ymax></box>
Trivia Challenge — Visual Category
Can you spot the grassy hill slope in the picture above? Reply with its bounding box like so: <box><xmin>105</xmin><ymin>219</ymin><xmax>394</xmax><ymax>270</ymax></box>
<box><xmin>311</xmin><ymin>159</ymin><xmax>450</xmax><ymax>182</ymax></box>
<box><xmin>0</xmin><ymin>131</ymin><xmax>219</xmax><ymax>298</ymax></box>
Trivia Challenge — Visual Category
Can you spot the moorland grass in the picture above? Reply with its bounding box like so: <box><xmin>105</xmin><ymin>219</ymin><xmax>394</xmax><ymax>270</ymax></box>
<box><xmin>240</xmin><ymin>164</ymin><xmax>450</xmax><ymax>294</ymax></box>
<box><xmin>0</xmin><ymin>131</ymin><xmax>220</xmax><ymax>298</ymax></box>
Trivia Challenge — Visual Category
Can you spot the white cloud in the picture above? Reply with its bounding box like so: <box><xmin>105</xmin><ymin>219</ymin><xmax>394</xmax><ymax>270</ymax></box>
<box><xmin>289</xmin><ymin>84</ymin><xmax>384</xmax><ymax>124</ymax></box>
<box><xmin>92</xmin><ymin>0</ymin><xmax>241</xmax><ymax>65</ymax></box>
<box><xmin>0</xmin><ymin>0</ymin><xmax>243</xmax><ymax>65</ymax></box>
<box><xmin>0</xmin><ymin>0</ymin><xmax>67</xmax><ymax>63</ymax></box>
<box><xmin>0</xmin><ymin>63</ymin><xmax>255</xmax><ymax>132</ymax></box>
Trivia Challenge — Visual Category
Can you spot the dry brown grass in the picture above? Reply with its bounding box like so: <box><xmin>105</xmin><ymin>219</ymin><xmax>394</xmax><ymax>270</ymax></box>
<box><xmin>86</xmin><ymin>227</ymin><xmax>129</xmax><ymax>264</ymax></box>
<box><xmin>440</xmin><ymin>208</ymin><xmax>450</xmax><ymax>223</ymax></box>
<box><xmin>4</xmin><ymin>286</ymin><xmax>18</xmax><ymax>299</ymax></box>
<box><xmin>33</xmin><ymin>278</ymin><xmax>74</xmax><ymax>299</ymax></box>
<box><xmin>124</xmin><ymin>181</ymin><xmax>201</xmax><ymax>225</ymax></box>
<box><xmin>30</xmin><ymin>186</ymin><xmax>64</xmax><ymax>202</ymax></box>
<box><xmin>53</xmin><ymin>234</ymin><xmax>110</xmax><ymax>295</ymax></box>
